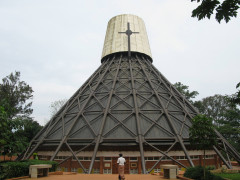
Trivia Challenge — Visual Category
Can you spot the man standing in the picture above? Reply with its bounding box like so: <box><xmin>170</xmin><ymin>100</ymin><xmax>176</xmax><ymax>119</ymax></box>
<box><xmin>117</xmin><ymin>153</ymin><xmax>126</xmax><ymax>180</ymax></box>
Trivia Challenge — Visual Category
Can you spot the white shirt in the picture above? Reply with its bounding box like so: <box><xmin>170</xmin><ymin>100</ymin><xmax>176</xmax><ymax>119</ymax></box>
<box><xmin>117</xmin><ymin>157</ymin><xmax>126</xmax><ymax>165</ymax></box>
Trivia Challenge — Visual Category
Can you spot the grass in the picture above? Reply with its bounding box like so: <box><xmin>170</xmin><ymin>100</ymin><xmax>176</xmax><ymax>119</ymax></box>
<box><xmin>214</xmin><ymin>173</ymin><xmax>240</xmax><ymax>180</ymax></box>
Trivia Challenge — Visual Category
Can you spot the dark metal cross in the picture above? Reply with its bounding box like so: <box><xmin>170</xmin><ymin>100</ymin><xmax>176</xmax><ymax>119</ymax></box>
<box><xmin>119</xmin><ymin>22</ymin><xmax>139</xmax><ymax>58</ymax></box>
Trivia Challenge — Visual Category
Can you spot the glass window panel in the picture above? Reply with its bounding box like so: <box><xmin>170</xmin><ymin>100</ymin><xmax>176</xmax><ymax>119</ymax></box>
<box><xmin>148</xmin><ymin>157</ymin><xmax>153</xmax><ymax>160</ymax></box>
<box><xmin>78</xmin><ymin>157</ymin><xmax>83</xmax><ymax>160</ymax></box>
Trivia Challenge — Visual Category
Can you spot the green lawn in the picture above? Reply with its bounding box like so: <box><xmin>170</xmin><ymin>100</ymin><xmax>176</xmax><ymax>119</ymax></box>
<box><xmin>215</xmin><ymin>173</ymin><xmax>240</xmax><ymax>180</ymax></box>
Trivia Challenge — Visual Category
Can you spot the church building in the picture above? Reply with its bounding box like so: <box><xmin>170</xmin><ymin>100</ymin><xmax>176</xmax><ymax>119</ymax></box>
<box><xmin>21</xmin><ymin>14</ymin><xmax>240</xmax><ymax>174</ymax></box>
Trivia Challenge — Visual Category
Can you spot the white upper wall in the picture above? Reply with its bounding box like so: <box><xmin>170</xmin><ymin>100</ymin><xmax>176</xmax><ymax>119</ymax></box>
<box><xmin>101</xmin><ymin>14</ymin><xmax>152</xmax><ymax>59</ymax></box>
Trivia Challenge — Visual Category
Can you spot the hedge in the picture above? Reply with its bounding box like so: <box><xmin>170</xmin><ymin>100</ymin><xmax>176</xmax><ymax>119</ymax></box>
<box><xmin>184</xmin><ymin>166</ymin><xmax>224</xmax><ymax>180</ymax></box>
<box><xmin>0</xmin><ymin>159</ymin><xmax>58</xmax><ymax>179</ymax></box>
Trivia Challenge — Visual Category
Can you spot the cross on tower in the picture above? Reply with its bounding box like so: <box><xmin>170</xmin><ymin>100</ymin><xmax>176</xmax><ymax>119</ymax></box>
<box><xmin>119</xmin><ymin>22</ymin><xmax>139</xmax><ymax>58</ymax></box>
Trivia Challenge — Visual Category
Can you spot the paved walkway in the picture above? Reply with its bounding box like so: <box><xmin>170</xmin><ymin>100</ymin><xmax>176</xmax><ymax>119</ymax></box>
<box><xmin>24</xmin><ymin>173</ymin><xmax>177</xmax><ymax>180</ymax></box>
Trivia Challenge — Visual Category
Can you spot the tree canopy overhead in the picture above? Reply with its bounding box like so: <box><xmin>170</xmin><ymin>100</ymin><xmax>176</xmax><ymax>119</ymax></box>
<box><xmin>191</xmin><ymin>0</ymin><xmax>240</xmax><ymax>23</ymax></box>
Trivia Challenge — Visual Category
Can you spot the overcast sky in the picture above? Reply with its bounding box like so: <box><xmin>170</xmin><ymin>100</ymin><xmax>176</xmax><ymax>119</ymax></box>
<box><xmin>0</xmin><ymin>0</ymin><xmax>239</xmax><ymax>125</ymax></box>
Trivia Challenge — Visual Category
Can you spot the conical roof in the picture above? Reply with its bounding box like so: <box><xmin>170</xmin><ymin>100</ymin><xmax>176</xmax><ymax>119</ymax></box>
<box><xmin>22</xmin><ymin>14</ymin><xmax>240</xmax><ymax>174</ymax></box>
<box><xmin>30</xmin><ymin>53</ymin><xmax>197</xmax><ymax>144</ymax></box>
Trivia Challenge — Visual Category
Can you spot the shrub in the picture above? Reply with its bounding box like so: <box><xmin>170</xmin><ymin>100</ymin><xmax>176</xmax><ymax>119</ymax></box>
<box><xmin>206</xmin><ymin>166</ymin><xmax>215</xmax><ymax>170</ymax></box>
<box><xmin>0</xmin><ymin>159</ymin><xmax>58</xmax><ymax>179</ymax></box>
<box><xmin>184</xmin><ymin>166</ymin><xmax>224</xmax><ymax>180</ymax></box>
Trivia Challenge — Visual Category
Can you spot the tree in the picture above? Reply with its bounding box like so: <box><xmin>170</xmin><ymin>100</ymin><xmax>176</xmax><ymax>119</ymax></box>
<box><xmin>217</xmin><ymin>108</ymin><xmax>240</xmax><ymax>152</ymax></box>
<box><xmin>15</xmin><ymin>119</ymin><xmax>43</xmax><ymax>143</ymax></box>
<box><xmin>0</xmin><ymin>71</ymin><xmax>37</xmax><ymax>158</ymax></box>
<box><xmin>232</xmin><ymin>82</ymin><xmax>240</xmax><ymax>105</ymax></box>
<box><xmin>194</xmin><ymin>94</ymin><xmax>240</xmax><ymax>152</ymax></box>
<box><xmin>193</xmin><ymin>94</ymin><xmax>233</xmax><ymax>126</ymax></box>
<box><xmin>0</xmin><ymin>106</ymin><xmax>10</xmax><ymax>151</ymax></box>
<box><xmin>50</xmin><ymin>99</ymin><xmax>67</xmax><ymax>117</ymax></box>
<box><xmin>0</xmin><ymin>71</ymin><xmax>33</xmax><ymax>119</ymax></box>
<box><xmin>173</xmin><ymin>82</ymin><xmax>199</xmax><ymax>103</ymax></box>
<box><xmin>191</xmin><ymin>0</ymin><xmax>240</xmax><ymax>23</ymax></box>
<box><xmin>0</xmin><ymin>118</ymin><xmax>42</xmax><ymax>160</ymax></box>
<box><xmin>189</xmin><ymin>114</ymin><xmax>217</xmax><ymax>179</ymax></box>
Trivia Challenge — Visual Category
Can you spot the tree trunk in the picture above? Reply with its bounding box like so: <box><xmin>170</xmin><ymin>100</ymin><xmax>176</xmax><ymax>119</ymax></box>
<box><xmin>204</xmin><ymin>149</ymin><xmax>206</xmax><ymax>180</ymax></box>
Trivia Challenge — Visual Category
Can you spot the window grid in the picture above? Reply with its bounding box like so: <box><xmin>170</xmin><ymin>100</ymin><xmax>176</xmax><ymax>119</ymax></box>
<box><xmin>176</xmin><ymin>156</ymin><xmax>187</xmax><ymax>160</ymax></box>
<box><xmin>103</xmin><ymin>169</ymin><xmax>112</xmax><ymax>174</ymax></box>
<box><xmin>190</xmin><ymin>155</ymin><xmax>199</xmax><ymax>159</ymax></box>
<box><xmin>130</xmin><ymin>169</ymin><xmax>138</xmax><ymax>174</ymax></box>
<box><xmin>154</xmin><ymin>168</ymin><xmax>161</xmax><ymax>173</ymax></box>
<box><xmin>93</xmin><ymin>169</ymin><xmax>100</xmax><ymax>174</ymax></box>
<box><xmin>205</xmin><ymin>155</ymin><xmax>214</xmax><ymax>159</ymax></box>
<box><xmin>71</xmin><ymin>168</ymin><xmax>77</xmax><ymax>172</ymax></box>
<box><xmin>54</xmin><ymin>156</ymin><xmax>65</xmax><ymax>160</ymax></box>
<box><xmin>145</xmin><ymin>156</ymin><xmax>171</xmax><ymax>161</ymax></box>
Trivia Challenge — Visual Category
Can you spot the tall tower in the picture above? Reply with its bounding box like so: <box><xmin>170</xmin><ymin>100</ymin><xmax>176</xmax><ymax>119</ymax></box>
<box><xmin>22</xmin><ymin>14</ymin><xmax>240</xmax><ymax>174</ymax></box>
